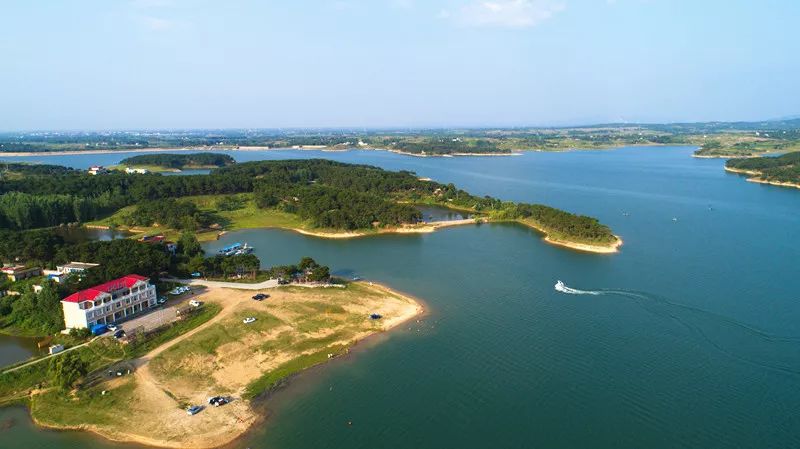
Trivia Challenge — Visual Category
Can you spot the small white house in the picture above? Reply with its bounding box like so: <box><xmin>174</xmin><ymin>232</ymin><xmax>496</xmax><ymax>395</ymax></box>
<box><xmin>88</xmin><ymin>165</ymin><xmax>107</xmax><ymax>175</ymax></box>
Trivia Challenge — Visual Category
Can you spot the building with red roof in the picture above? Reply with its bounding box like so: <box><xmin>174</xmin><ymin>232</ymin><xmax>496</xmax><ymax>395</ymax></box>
<box><xmin>61</xmin><ymin>274</ymin><xmax>156</xmax><ymax>330</ymax></box>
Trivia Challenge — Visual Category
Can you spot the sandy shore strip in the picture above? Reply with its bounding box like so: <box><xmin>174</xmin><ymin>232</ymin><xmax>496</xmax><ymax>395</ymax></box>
<box><xmin>724</xmin><ymin>166</ymin><xmax>800</xmax><ymax>189</ymax></box>
<box><xmin>543</xmin><ymin>235</ymin><xmax>623</xmax><ymax>254</ymax></box>
<box><xmin>724</xmin><ymin>166</ymin><xmax>762</xmax><ymax>176</ymax></box>
<box><xmin>290</xmin><ymin>218</ymin><xmax>621</xmax><ymax>254</ymax></box>
<box><xmin>30</xmin><ymin>282</ymin><xmax>424</xmax><ymax>449</ymax></box>
<box><xmin>745</xmin><ymin>178</ymin><xmax>800</xmax><ymax>190</ymax></box>
<box><xmin>291</xmin><ymin>218</ymin><xmax>482</xmax><ymax>239</ymax></box>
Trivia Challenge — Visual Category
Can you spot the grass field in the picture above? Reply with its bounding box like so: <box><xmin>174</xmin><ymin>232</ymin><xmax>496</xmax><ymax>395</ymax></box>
<box><xmin>147</xmin><ymin>283</ymin><xmax>414</xmax><ymax>401</ymax></box>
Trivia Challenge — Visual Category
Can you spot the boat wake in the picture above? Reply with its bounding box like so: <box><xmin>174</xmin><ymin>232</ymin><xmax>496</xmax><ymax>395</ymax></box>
<box><xmin>554</xmin><ymin>280</ymin><xmax>800</xmax><ymax>376</ymax></box>
<box><xmin>554</xmin><ymin>280</ymin><xmax>600</xmax><ymax>295</ymax></box>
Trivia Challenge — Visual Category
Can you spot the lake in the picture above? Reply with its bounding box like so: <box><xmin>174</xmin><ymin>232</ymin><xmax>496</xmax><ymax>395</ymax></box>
<box><xmin>2</xmin><ymin>146</ymin><xmax>800</xmax><ymax>449</ymax></box>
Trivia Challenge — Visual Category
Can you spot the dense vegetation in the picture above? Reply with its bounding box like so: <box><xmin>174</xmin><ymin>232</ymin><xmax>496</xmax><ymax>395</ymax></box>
<box><xmin>0</xmin><ymin>233</ymin><xmax>173</xmax><ymax>335</ymax></box>
<box><xmin>0</xmin><ymin>230</ymin><xmax>171</xmax><ymax>278</ymax></box>
<box><xmin>0</xmin><ymin>159</ymin><xmax>616</xmax><ymax>243</ymax></box>
<box><xmin>264</xmin><ymin>257</ymin><xmax>331</xmax><ymax>283</ymax></box>
<box><xmin>0</xmin><ymin>162</ymin><xmax>76</xmax><ymax>176</ymax></box>
<box><xmin>0</xmin><ymin>192</ymin><xmax>100</xmax><ymax>229</ymax></box>
<box><xmin>199</xmin><ymin>254</ymin><xmax>260</xmax><ymax>279</ymax></box>
<box><xmin>125</xmin><ymin>199</ymin><xmax>216</xmax><ymax>230</ymax></box>
<box><xmin>386</xmin><ymin>138</ymin><xmax>512</xmax><ymax>155</ymax></box>
<box><xmin>726</xmin><ymin>151</ymin><xmax>800</xmax><ymax>185</ymax></box>
<box><xmin>119</xmin><ymin>153</ymin><xmax>235</xmax><ymax>169</ymax></box>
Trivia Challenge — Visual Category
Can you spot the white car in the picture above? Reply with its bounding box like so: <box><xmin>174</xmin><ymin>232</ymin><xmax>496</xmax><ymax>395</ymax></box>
<box><xmin>107</xmin><ymin>324</ymin><xmax>118</xmax><ymax>332</ymax></box>
<box><xmin>242</xmin><ymin>317</ymin><xmax>256</xmax><ymax>324</ymax></box>
<box><xmin>189</xmin><ymin>300</ymin><xmax>202</xmax><ymax>307</ymax></box>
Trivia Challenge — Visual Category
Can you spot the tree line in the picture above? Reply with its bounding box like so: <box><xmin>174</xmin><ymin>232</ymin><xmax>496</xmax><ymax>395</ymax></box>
<box><xmin>0</xmin><ymin>159</ymin><xmax>616</xmax><ymax>243</ymax></box>
<box><xmin>726</xmin><ymin>151</ymin><xmax>800</xmax><ymax>184</ymax></box>
<box><xmin>119</xmin><ymin>153</ymin><xmax>235</xmax><ymax>169</ymax></box>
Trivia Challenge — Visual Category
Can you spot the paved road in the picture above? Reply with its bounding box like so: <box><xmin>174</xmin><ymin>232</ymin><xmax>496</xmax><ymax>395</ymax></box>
<box><xmin>165</xmin><ymin>278</ymin><xmax>279</xmax><ymax>290</ymax></box>
<box><xmin>1</xmin><ymin>337</ymin><xmax>99</xmax><ymax>375</ymax></box>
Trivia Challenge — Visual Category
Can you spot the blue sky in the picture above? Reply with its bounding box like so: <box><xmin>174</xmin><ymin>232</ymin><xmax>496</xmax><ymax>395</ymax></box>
<box><xmin>2</xmin><ymin>0</ymin><xmax>799</xmax><ymax>130</ymax></box>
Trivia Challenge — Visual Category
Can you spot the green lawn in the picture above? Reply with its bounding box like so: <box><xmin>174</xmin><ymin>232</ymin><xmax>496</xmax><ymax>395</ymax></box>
<box><xmin>31</xmin><ymin>376</ymin><xmax>137</xmax><ymax>428</ymax></box>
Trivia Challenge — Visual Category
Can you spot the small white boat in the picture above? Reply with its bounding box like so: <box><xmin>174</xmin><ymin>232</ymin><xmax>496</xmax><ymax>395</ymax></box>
<box><xmin>554</xmin><ymin>280</ymin><xmax>567</xmax><ymax>292</ymax></box>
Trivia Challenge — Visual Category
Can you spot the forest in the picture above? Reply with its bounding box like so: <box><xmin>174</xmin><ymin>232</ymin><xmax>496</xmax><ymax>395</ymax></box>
<box><xmin>0</xmin><ymin>159</ymin><xmax>616</xmax><ymax>243</ymax></box>
<box><xmin>0</xmin><ymin>234</ymin><xmax>172</xmax><ymax>334</ymax></box>
<box><xmin>726</xmin><ymin>151</ymin><xmax>800</xmax><ymax>184</ymax></box>
<box><xmin>119</xmin><ymin>153</ymin><xmax>235</xmax><ymax>168</ymax></box>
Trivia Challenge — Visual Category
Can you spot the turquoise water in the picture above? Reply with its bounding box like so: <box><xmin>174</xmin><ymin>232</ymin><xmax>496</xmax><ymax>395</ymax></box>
<box><xmin>2</xmin><ymin>146</ymin><xmax>800</xmax><ymax>448</ymax></box>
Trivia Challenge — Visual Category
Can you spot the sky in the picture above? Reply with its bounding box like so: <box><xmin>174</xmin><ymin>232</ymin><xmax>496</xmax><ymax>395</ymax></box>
<box><xmin>1</xmin><ymin>0</ymin><xmax>799</xmax><ymax>130</ymax></box>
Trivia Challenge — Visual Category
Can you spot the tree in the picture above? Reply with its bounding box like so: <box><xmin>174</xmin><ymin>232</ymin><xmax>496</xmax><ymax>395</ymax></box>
<box><xmin>308</xmin><ymin>265</ymin><xmax>330</xmax><ymax>282</ymax></box>
<box><xmin>49</xmin><ymin>351</ymin><xmax>88</xmax><ymax>390</ymax></box>
<box><xmin>178</xmin><ymin>231</ymin><xmax>203</xmax><ymax>257</ymax></box>
<box><xmin>298</xmin><ymin>257</ymin><xmax>319</xmax><ymax>271</ymax></box>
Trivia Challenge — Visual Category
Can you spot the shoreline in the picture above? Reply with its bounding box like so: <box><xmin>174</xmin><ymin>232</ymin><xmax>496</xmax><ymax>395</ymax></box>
<box><xmin>0</xmin><ymin>145</ymin><xmax>625</xmax><ymax>159</ymax></box>
<box><xmin>746</xmin><ymin>177</ymin><xmax>800</xmax><ymax>190</ymax></box>
<box><xmin>229</xmin><ymin>218</ymin><xmax>621</xmax><ymax>254</ymax></box>
<box><xmin>0</xmin><ymin>146</ymin><xmax>521</xmax><ymax>158</ymax></box>
<box><xmin>724</xmin><ymin>166</ymin><xmax>800</xmax><ymax>190</ymax></box>
<box><xmin>25</xmin><ymin>282</ymin><xmax>425</xmax><ymax>449</ymax></box>
<box><xmin>512</xmin><ymin>218</ymin><xmax>622</xmax><ymax>254</ymax></box>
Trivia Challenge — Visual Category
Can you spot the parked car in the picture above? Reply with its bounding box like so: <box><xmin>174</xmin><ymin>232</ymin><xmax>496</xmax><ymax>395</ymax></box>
<box><xmin>369</xmin><ymin>313</ymin><xmax>383</xmax><ymax>320</ymax></box>
<box><xmin>157</xmin><ymin>296</ymin><xmax>167</xmax><ymax>305</ymax></box>
<box><xmin>207</xmin><ymin>396</ymin><xmax>229</xmax><ymax>407</ymax></box>
<box><xmin>243</xmin><ymin>317</ymin><xmax>256</xmax><ymax>324</ymax></box>
<box><xmin>113</xmin><ymin>329</ymin><xmax>125</xmax><ymax>339</ymax></box>
<box><xmin>169</xmin><ymin>286</ymin><xmax>190</xmax><ymax>295</ymax></box>
<box><xmin>189</xmin><ymin>300</ymin><xmax>202</xmax><ymax>307</ymax></box>
<box><xmin>186</xmin><ymin>405</ymin><xmax>202</xmax><ymax>416</ymax></box>
<box><xmin>191</xmin><ymin>272</ymin><xmax>202</xmax><ymax>278</ymax></box>
<box><xmin>107</xmin><ymin>324</ymin><xmax>118</xmax><ymax>332</ymax></box>
<box><xmin>251</xmin><ymin>293</ymin><xmax>269</xmax><ymax>301</ymax></box>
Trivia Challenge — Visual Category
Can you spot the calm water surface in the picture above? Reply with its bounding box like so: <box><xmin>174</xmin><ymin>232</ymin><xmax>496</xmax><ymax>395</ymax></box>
<box><xmin>2</xmin><ymin>146</ymin><xmax>800</xmax><ymax>449</ymax></box>
<box><xmin>0</xmin><ymin>335</ymin><xmax>41</xmax><ymax>367</ymax></box>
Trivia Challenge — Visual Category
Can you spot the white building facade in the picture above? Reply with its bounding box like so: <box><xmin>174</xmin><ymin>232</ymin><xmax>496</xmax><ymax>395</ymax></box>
<box><xmin>61</xmin><ymin>274</ymin><xmax>157</xmax><ymax>330</ymax></box>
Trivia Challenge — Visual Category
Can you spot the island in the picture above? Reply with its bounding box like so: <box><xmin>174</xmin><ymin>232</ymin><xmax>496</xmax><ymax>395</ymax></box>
<box><xmin>725</xmin><ymin>151</ymin><xmax>800</xmax><ymax>189</ymax></box>
<box><xmin>111</xmin><ymin>153</ymin><xmax>236</xmax><ymax>173</ymax></box>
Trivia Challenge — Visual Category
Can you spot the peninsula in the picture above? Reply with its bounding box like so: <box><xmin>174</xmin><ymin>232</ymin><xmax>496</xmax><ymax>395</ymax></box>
<box><xmin>0</xmin><ymin>159</ymin><xmax>621</xmax><ymax>253</ymax></box>
<box><xmin>24</xmin><ymin>281</ymin><xmax>422</xmax><ymax>448</ymax></box>
<box><xmin>724</xmin><ymin>151</ymin><xmax>800</xmax><ymax>189</ymax></box>
<box><xmin>0</xmin><ymin>223</ymin><xmax>422</xmax><ymax>448</ymax></box>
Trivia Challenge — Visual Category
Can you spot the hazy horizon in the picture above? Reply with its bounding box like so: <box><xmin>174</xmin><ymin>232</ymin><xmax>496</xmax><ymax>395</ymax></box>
<box><xmin>3</xmin><ymin>0</ymin><xmax>799</xmax><ymax>130</ymax></box>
